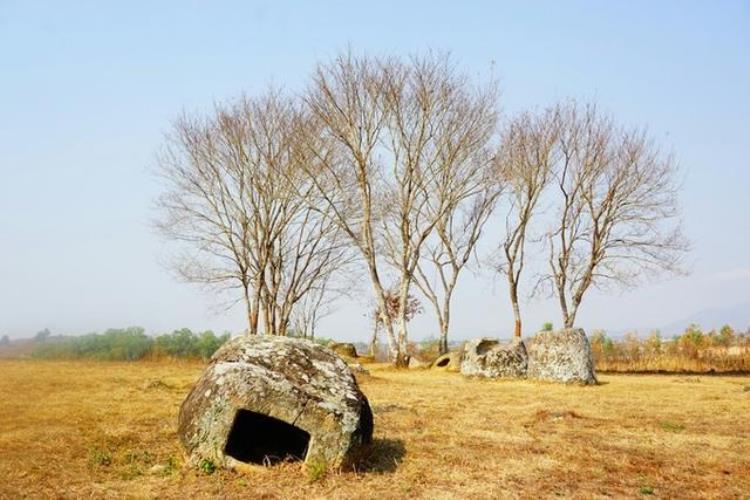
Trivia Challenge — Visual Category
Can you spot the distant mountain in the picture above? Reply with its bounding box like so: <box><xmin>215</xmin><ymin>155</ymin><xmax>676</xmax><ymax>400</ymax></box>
<box><xmin>601</xmin><ymin>302</ymin><xmax>750</xmax><ymax>339</ymax></box>
<box><xmin>657</xmin><ymin>302</ymin><xmax>750</xmax><ymax>335</ymax></box>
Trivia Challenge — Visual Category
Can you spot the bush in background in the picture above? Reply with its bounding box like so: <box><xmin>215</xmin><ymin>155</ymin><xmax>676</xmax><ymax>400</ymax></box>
<box><xmin>412</xmin><ymin>337</ymin><xmax>442</xmax><ymax>362</ymax></box>
<box><xmin>34</xmin><ymin>328</ymin><xmax>51</xmax><ymax>342</ymax></box>
<box><xmin>154</xmin><ymin>329</ymin><xmax>230</xmax><ymax>361</ymax></box>
<box><xmin>32</xmin><ymin>327</ymin><xmax>231</xmax><ymax>362</ymax></box>
<box><xmin>591</xmin><ymin>324</ymin><xmax>750</xmax><ymax>373</ymax></box>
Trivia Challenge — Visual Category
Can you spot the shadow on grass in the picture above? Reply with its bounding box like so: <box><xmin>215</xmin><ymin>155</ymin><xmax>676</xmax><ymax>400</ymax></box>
<box><xmin>355</xmin><ymin>438</ymin><xmax>406</xmax><ymax>474</ymax></box>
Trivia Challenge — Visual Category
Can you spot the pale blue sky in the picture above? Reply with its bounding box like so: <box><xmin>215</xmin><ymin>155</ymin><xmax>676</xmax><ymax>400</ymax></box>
<box><xmin>1</xmin><ymin>1</ymin><xmax>748</xmax><ymax>340</ymax></box>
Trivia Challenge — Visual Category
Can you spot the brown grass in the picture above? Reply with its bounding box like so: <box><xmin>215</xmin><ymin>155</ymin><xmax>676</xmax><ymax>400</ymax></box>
<box><xmin>596</xmin><ymin>355</ymin><xmax>750</xmax><ymax>374</ymax></box>
<box><xmin>0</xmin><ymin>360</ymin><xmax>748</xmax><ymax>498</ymax></box>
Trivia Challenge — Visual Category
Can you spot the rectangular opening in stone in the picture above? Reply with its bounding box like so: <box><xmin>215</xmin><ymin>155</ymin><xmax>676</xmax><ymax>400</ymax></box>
<box><xmin>224</xmin><ymin>409</ymin><xmax>310</xmax><ymax>465</ymax></box>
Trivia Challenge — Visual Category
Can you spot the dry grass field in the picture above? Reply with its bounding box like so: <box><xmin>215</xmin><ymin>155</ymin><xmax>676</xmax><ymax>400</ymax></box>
<box><xmin>1</xmin><ymin>360</ymin><xmax>748</xmax><ymax>499</ymax></box>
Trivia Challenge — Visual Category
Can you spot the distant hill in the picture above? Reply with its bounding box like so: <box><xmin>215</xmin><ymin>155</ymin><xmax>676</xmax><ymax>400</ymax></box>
<box><xmin>584</xmin><ymin>302</ymin><xmax>750</xmax><ymax>339</ymax></box>
<box><xmin>656</xmin><ymin>302</ymin><xmax>750</xmax><ymax>335</ymax></box>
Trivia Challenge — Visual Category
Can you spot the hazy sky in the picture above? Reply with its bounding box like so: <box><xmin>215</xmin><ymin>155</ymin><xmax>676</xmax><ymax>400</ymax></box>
<box><xmin>1</xmin><ymin>1</ymin><xmax>748</xmax><ymax>341</ymax></box>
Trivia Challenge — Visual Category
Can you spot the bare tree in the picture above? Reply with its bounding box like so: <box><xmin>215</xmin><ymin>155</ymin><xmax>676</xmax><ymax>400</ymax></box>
<box><xmin>495</xmin><ymin>108</ymin><xmax>560</xmax><ymax>338</ymax></box>
<box><xmin>289</xmin><ymin>262</ymin><xmax>358</xmax><ymax>340</ymax></box>
<box><xmin>543</xmin><ymin>101</ymin><xmax>688</xmax><ymax>328</ymax></box>
<box><xmin>289</xmin><ymin>275</ymin><xmax>335</xmax><ymax>340</ymax></box>
<box><xmin>298</xmin><ymin>52</ymin><xmax>408</xmax><ymax>361</ymax></box>
<box><xmin>368</xmin><ymin>287</ymin><xmax>423</xmax><ymax>357</ymax></box>
<box><xmin>413</xmin><ymin>157</ymin><xmax>503</xmax><ymax>354</ymax></box>
<box><xmin>389</xmin><ymin>55</ymin><xmax>502</xmax><ymax>356</ymax></box>
<box><xmin>301</xmin><ymin>51</ymin><xmax>501</xmax><ymax>365</ymax></box>
<box><xmin>156</xmin><ymin>91</ymin><xmax>350</xmax><ymax>335</ymax></box>
<box><xmin>156</xmin><ymin>107</ymin><xmax>257</xmax><ymax>332</ymax></box>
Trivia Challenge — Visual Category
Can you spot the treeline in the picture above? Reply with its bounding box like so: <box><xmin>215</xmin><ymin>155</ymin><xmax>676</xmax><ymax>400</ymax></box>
<box><xmin>31</xmin><ymin>327</ymin><xmax>231</xmax><ymax>361</ymax></box>
<box><xmin>591</xmin><ymin>324</ymin><xmax>750</xmax><ymax>373</ymax></box>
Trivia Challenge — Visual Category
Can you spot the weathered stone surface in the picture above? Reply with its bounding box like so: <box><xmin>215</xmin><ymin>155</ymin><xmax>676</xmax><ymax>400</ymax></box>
<box><xmin>348</xmin><ymin>362</ymin><xmax>370</xmax><ymax>376</ymax></box>
<box><xmin>460</xmin><ymin>338</ymin><xmax>527</xmax><ymax>378</ymax></box>
<box><xmin>430</xmin><ymin>351</ymin><xmax>462</xmax><ymax>371</ymax></box>
<box><xmin>148</xmin><ymin>464</ymin><xmax>167</xmax><ymax>475</ymax></box>
<box><xmin>526</xmin><ymin>328</ymin><xmax>597</xmax><ymax>384</ymax></box>
<box><xmin>178</xmin><ymin>335</ymin><xmax>373</xmax><ymax>470</ymax></box>
<box><xmin>328</xmin><ymin>342</ymin><xmax>358</xmax><ymax>359</ymax></box>
<box><xmin>408</xmin><ymin>356</ymin><xmax>431</xmax><ymax>369</ymax></box>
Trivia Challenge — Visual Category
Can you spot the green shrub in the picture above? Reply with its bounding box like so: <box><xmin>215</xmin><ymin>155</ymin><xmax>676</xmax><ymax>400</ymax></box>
<box><xmin>72</xmin><ymin>327</ymin><xmax>153</xmax><ymax>360</ymax></box>
<box><xmin>659</xmin><ymin>420</ymin><xmax>685</xmax><ymax>433</ymax></box>
<box><xmin>89</xmin><ymin>446</ymin><xmax>113</xmax><ymax>467</ymax></box>
<box><xmin>34</xmin><ymin>328</ymin><xmax>51</xmax><ymax>342</ymax></box>
<box><xmin>305</xmin><ymin>458</ymin><xmax>328</xmax><ymax>483</ymax></box>
<box><xmin>107</xmin><ymin>328</ymin><xmax>151</xmax><ymax>360</ymax></box>
<box><xmin>164</xmin><ymin>455</ymin><xmax>180</xmax><ymax>475</ymax></box>
<box><xmin>32</xmin><ymin>327</ymin><xmax>230</xmax><ymax>361</ymax></box>
<box><xmin>593</xmin><ymin>323</ymin><xmax>750</xmax><ymax>373</ymax></box>
<box><xmin>155</xmin><ymin>328</ymin><xmax>199</xmax><ymax>358</ymax></box>
<box><xmin>199</xmin><ymin>458</ymin><xmax>216</xmax><ymax>474</ymax></box>
<box><xmin>155</xmin><ymin>328</ymin><xmax>230</xmax><ymax>361</ymax></box>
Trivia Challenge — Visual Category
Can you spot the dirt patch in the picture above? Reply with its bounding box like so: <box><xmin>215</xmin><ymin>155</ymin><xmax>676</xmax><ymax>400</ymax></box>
<box><xmin>533</xmin><ymin>409</ymin><xmax>585</xmax><ymax>422</ymax></box>
<box><xmin>672</xmin><ymin>377</ymin><xmax>702</xmax><ymax>384</ymax></box>
<box><xmin>372</xmin><ymin>403</ymin><xmax>411</xmax><ymax>414</ymax></box>
<box><xmin>142</xmin><ymin>379</ymin><xmax>174</xmax><ymax>391</ymax></box>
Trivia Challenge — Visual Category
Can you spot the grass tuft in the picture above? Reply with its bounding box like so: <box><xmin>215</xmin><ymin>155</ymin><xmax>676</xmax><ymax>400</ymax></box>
<box><xmin>199</xmin><ymin>458</ymin><xmax>216</xmax><ymax>475</ymax></box>
<box><xmin>659</xmin><ymin>421</ymin><xmax>686</xmax><ymax>433</ymax></box>
<box><xmin>305</xmin><ymin>458</ymin><xmax>328</xmax><ymax>483</ymax></box>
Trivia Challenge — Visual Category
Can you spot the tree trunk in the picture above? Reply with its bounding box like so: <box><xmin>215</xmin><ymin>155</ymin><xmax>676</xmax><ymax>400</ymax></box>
<box><xmin>262</xmin><ymin>299</ymin><xmax>274</xmax><ymax>335</ymax></box>
<box><xmin>565</xmin><ymin>301</ymin><xmax>578</xmax><ymax>328</ymax></box>
<box><xmin>394</xmin><ymin>334</ymin><xmax>410</xmax><ymax>368</ymax></box>
<box><xmin>369</xmin><ymin>320</ymin><xmax>380</xmax><ymax>358</ymax></box>
<box><xmin>363</xmin><ymin>253</ymin><xmax>399</xmax><ymax>361</ymax></box>
<box><xmin>243</xmin><ymin>286</ymin><xmax>255</xmax><ymax>336</ymax></box>
<box><xmin>278</xmin><ymin>303</ymin><xmax>293</xmax><ymax>337</ymax></box>
<box><xmin>394</xmin><ymin>350</ymin><xmax>410</xmax><ymax>368</ymax></box>
<box><xmin>278</xmin><ymin>317</ymin><xmax>288</xmax><ymax>336</ymax></box>
<box><xmin>559</xmin><ymin>283</ymin><xmax>581</xmax><ymax>329</ymax></box>
<box><xmin>440</xmin><ymin>291</ymin><xmax>453</xmax><ymax>354</ymax></box>
<box><xmin>560</xmin><ymin>306</ymin><xmax>570</xmax><ymax>330</ymax></box>
<box><xmin>438</xmin><ymin>312</ymin><xmax>449</xmax><ymax>355</ymax></box>
<box><xmin>310</xmin><ymin>309</ymin><xmax>317</xmax><ymax>341</ymax></box>
<box><xmin>394</xmin><ymin>277</ymin><xmax>411</xmax><ymax>368</ymax></box>
<box><xmin>509</xmin><ymin>278</ymin><xmax>522</xmax><ymax>339</ymax></box>
<box><xmin>250</xmin><ymin>284</ymin><xmax>262</xmax><ymax>335</ymax></box>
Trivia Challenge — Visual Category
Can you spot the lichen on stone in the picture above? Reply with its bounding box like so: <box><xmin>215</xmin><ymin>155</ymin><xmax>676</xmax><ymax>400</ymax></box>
<box><xmin>177</xmin><ymin>335</ymin><xmax>373</xmax><ymax>470</ymax></box>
